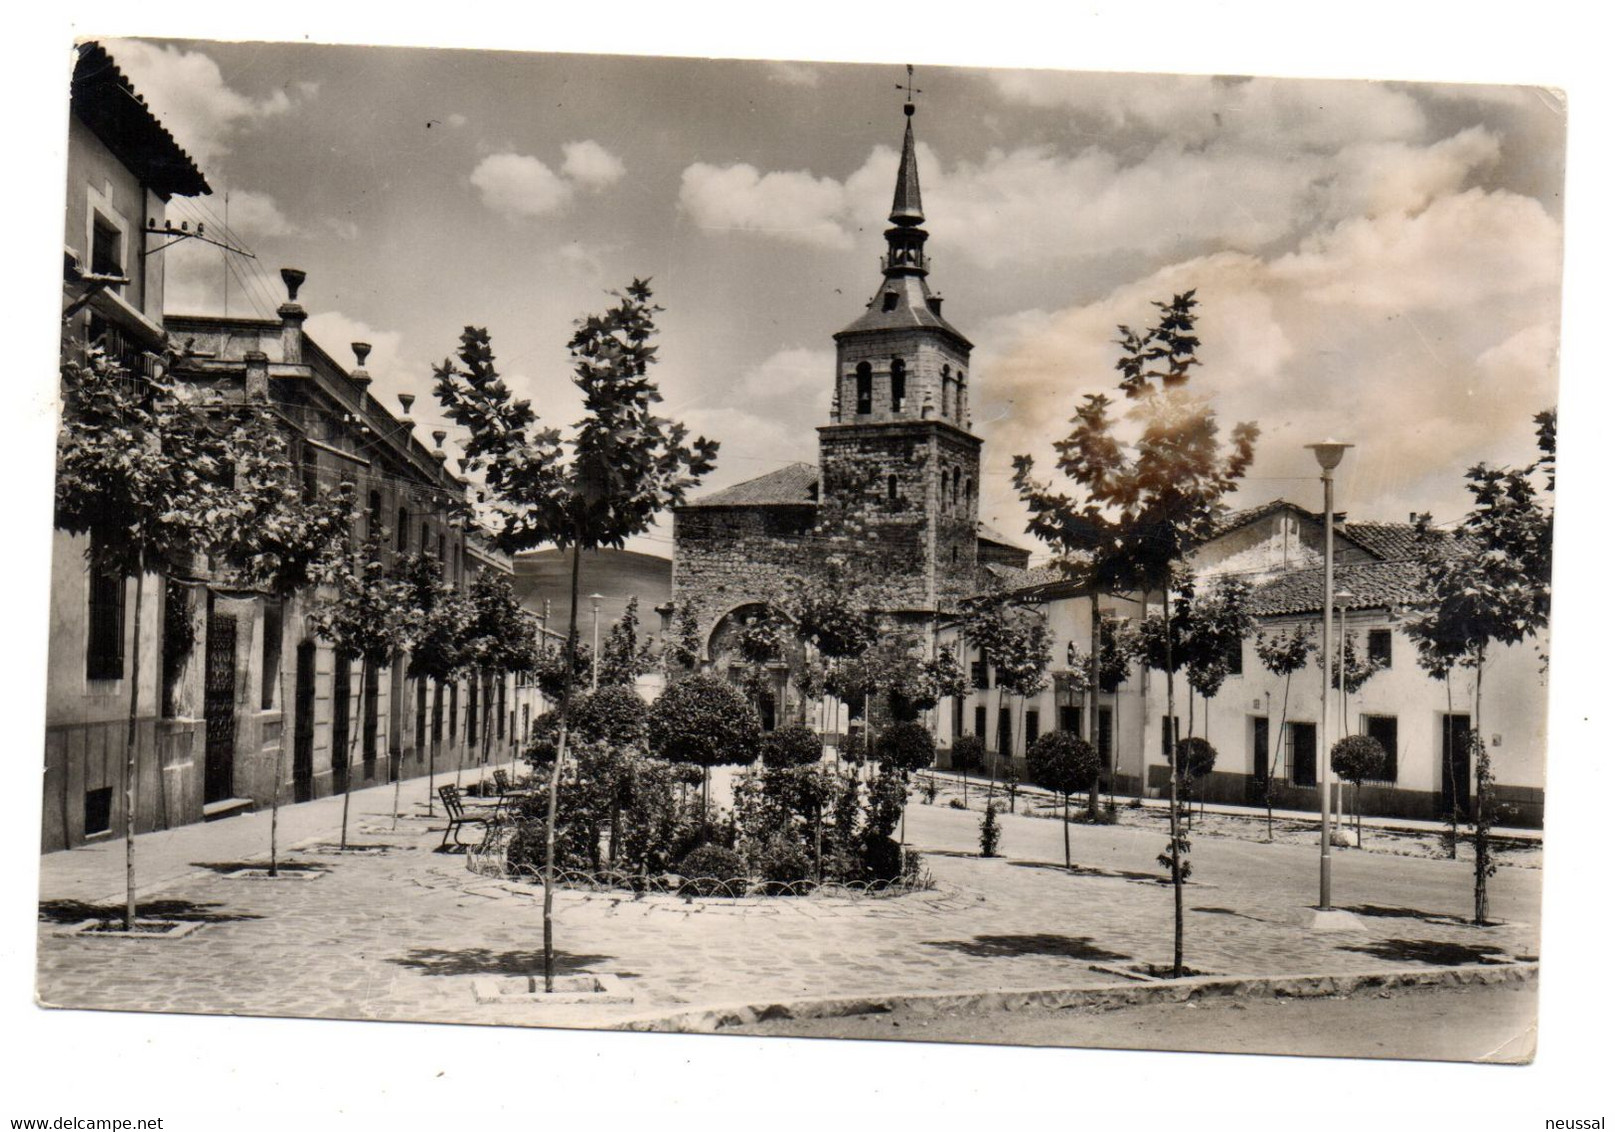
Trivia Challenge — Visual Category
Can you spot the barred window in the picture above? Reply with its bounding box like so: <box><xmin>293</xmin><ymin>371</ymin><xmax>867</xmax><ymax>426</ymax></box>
<box><xmin>86</xmin><ymin>547</ymin><xmax>124</xmax><ymax>681</ymax></box>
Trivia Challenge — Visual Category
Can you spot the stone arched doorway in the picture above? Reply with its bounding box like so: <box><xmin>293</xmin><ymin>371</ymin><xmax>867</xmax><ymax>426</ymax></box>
<box><xmin>706</xmin><ymin>603</ymin><xmax>799</xmax><ymax>730</ymax></box>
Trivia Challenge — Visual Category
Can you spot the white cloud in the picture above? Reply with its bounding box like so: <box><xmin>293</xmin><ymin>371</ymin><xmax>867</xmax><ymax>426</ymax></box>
<box><xmin>303</xmin><ymin>312</ymin><xmax>427</xmax><ymax>428</ymax></box>
<box><xmin>218</xmin><ymin>189</ymin><xmax>299</xmax><ymax>239</ymax></box>
<box><xmin>736</xmin><ymin>346</ymin><xmax>833</xmax><ymax>407</ymax></box>
<box><xmin>446</xmin><ymin>113</ymin><xmax>469</xmax><ymax>129</ymax></box>
<box><xmin>561</xmin><ymin>140</ymin><xmax>626</xmax><ymax>189</ymax></box>
<box><xmin>106</xmin><ymin>39</ymin><xmax>312</xmax><ymax>168</ymax></box>
<box><xmin>470</xmin><ymin>152</ymin><xmax>574</xmax><ymax>217</ymax></box>
<box><xmin>678</xmin><ymin>162</ymin><xmax>854</xmax><ymax>247</ymax></box>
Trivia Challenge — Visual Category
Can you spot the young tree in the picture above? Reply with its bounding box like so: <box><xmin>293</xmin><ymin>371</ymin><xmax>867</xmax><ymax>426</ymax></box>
<box><xmin>1330</xmin><ymin>734</ymin><xmax>1386</xmax><ymax>847</ymax></box>
<box><xmin>647</xmin><ymin>673</ymin><xmax>762</xmax><ymax>830</ymax></box>
<box><xmin>1405</xmin><ymin>410</ymin><xmax>1552</xmax><ymax>925</ymax></box>
<box><xmin>433</xmin><ymin>280</ymin><xmax>716</xmax><ymax>989</ymax></box>
<box><xmin>874</xmin><ymin>720</ymin><xmax>936</xmax><ymax>845</ymax></box>
<box><xmin>1254</xmin><ymin>623</ymin><xmax>1316</xmax><ymax>838</ymax></box>
<box><xmin>1184</xmin><ymin>577</ymin><xmax>1252</xmax><ymax>745</ymax></box>
<box><xmin>663</xmin><ymin>602</ymin><xmax>704</xmax><ymax>679</ymax></box>
<box><xmin>55</xmin><ymin>342</ymin><xmax>233</xmax><ymax>929</ymax></box>
<box><xmin>462</xmin><ymin>568</ymin><xmax>539</xmax><ymax>786</ymax></box>
<box><xmin>1332</xmin><ymin>630</ymin><xmax>1388</xmax><ymax>726</ymax></box>
<box><xmin>399</xmin><ymin>552</ymin><xmax>472</xmax><ymax>816</ymax></box>
<box><xmin>962</xmin><ymin>600</ymin><xmax>1050</xmax><ymax>802</ymax></box>
<box><xmin>1012</xmin><ymin>291</ymin><xmax>1258</xmax><ymax>977</ymax></box>
<box><xmin>1026</xmin><ymin>731</ymin><xmax>1101</xmax><ymax>867</ymax></box>
<box><xmin>598</xmin><ymin>595</ymin><xmax>658</xmax><ymax>689</ymax></box>
<box><xmin>211</xmin><ymin>408</ymin><xmax>356</xmax><ymax>867</ymax></box>
<box><xmin>311</xmin><ymin>532</ymin><xmax>411</xmax><ymax>850</ymax></box>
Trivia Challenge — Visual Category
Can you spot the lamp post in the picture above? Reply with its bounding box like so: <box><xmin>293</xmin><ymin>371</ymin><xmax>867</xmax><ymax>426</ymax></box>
<box><xmin>590</xmin><ymin>593</ymin><xmax>604</xmax><ymax>691</ymax></box>
<box><xmin>1306</xmin><ymin>440</ymin><xmax>1352</xmax><ymax>911</ymax></box>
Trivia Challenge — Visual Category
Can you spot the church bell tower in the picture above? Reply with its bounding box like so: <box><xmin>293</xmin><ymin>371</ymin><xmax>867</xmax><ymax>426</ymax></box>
<box><xmin>816</xmin><ymin>86</ymin><xmax>982</xmax><ymax>614</ymax></box>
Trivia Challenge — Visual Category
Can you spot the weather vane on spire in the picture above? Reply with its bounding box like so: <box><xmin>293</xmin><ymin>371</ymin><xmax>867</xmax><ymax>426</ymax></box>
<box><xmin>896</xmin><ymin>63</ymin><xmax>921</xmax><ymax>115</ymax></box>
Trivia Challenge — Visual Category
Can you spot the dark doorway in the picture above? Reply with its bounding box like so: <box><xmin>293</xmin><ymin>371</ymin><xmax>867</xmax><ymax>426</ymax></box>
<box><xmin>293</xmin><ymin>642</ymin><xmax>316</xmax><ymax>803</ymax></box>
<box><xmin>996</xmin><ymin>706</ymin><xmax>1012</xmax><ymax>757</ymax></box>
<box><xmin>1249</xmin><ymin>716</ymin><xmax>1270</xmax><ymax>803</ymax></box>
<box><xmin>1441</xmin><ymin>713</ymin><xmax>1472</xmax><ymax>819</ymax></box>
<box><xmin>203</xmin><ymin>611</ymin><xmax>238</xmax><ymax>804</ymax></box>
<box><xmin>331</xmin><ymin>653</ymin><xmax>352</xmax><ymax>796</ymax></box>
<box><xmin>1289</xmin><ymin>721</ymin><xmax>1317</xmax><ymax>787</ymax></box>
<box><xmin>361</xmin><ymin>659</ymin><xmax>378</xmax><ymax>781</ymax></box>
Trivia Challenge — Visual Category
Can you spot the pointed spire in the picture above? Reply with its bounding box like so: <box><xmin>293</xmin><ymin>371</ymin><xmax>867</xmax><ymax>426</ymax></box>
<box><xmin>889</xmin><ymin>108</ymin><xmax>924</xmax><ymax>227</ymax></box>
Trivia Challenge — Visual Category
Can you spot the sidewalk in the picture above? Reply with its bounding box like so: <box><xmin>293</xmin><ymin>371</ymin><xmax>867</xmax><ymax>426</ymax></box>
<box><xmin>924</xmin><ymin>769</ymin><xmax>1544</xmax><ymax>841</ymax></box>
<box><xmin>36</xmin><ymin>769</ymin><xmax>486</xmax><ymax>906</ymax></box>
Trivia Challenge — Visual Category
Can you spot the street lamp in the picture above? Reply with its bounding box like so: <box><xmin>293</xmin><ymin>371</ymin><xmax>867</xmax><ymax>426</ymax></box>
<box><xmin>590</xmin><ymin>593</ymin><xmax>604</xmax><ymax>691</ymax></box>
<box><xmin>1306</xmin><ymin>440</ymin><xmax>1352</xmax><ymax>912</ymax></box>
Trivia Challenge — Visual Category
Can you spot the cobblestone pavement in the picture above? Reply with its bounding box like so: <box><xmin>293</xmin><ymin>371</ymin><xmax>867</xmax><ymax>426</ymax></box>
<box><xmin>34</xmin><ymin>774</ymin><xmax>1540</xmax><ymax>1030</ymax></box>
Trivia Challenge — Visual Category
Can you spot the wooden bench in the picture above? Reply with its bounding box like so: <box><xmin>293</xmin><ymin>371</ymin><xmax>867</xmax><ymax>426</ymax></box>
<box><xmin>437</xmin><ymin>784</ymin><xmax>490</xmax><ymax>849</ymax></box>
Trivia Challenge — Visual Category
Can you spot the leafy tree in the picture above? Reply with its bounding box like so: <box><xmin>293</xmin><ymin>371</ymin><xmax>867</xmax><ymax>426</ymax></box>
<box><xmin>759</xmin><ymin>724</ymin><xmax>823</xmax><ymax>769</ymax></box>
<box><xmin>434</xmin><ymin>281</ymin><xmax>715</xmax><ymax>988</ymax></box>
<box><xmin>311</xmin><ymin>532</ymin><xmax>412</xmax><ymax>849</ymax></box>
<box><xmin>963</xmin><ymin>601</ymin><xmax>1051</xmax><ymax>799</ymax></box>
<box><xmin>664</xmin><ymin>602</ymin><xmax>704</xmax><ymax>678</ymax></box>
<box><xmin>210</xmin><ymin>408</ymin><xmax>357</xmax><ymax>865</ymax></box>
<box><xmin>598</xmin><ymin>595</ymin><xmax>657</xmax><ymax>688</ymax></box>
<box><xmin>950</xmin><ymin>733</ymin><xmax>985</xmax><ymax>803</ymax></box>
<box><xmin>1254</xmin><ymin>623</ymin><xmax>1316</xmax><ymax>837</ymax></box>
<box><xmin>1405</xmin><ymin>409</ymin><xmax>1552</xmax><ymax>925</ymax></box>
<box><xmin>1331</xmin><ymin>630</ymin><xmax>1388</xmax><ymax>719</ymax></box>
<box><xmin>569</xmin><ymin>684</ymin><xmax>650</xmax><ymax>750</ymax></box>
<box><xmin>55</xmin><ymin>342</ymin><xmax>232</xmax><ymax>929</ymax></box>
<box><xmin>399</xmin><ymin>552</ymin><xmax>472</xmax><ymax>816</ymax></box>
<box><xmin>1183</xmin><ymin>577</ymin><xmax>1252</xmax><ymax>743</ymax></box>
<box><xmin>875</xmin><ymin>721</ymin><xmax>935</xmax><ymax>845</ymax></box>
<box><xmin>1169</xmin><ymin>736</ymin><xmax>1218</xmax><ymax>828</ymax></box>
<box><xmin>1010</xmin><ymin>291</ymin><xmax>1257</xmax><ymax>977</ymax></box>
<box><xmin>1026</xmin><ymin>731</ymin><xmax>1100</xmax><ymax>867</ymax></box>
<box><xmin>979</xmin><ymin>803</ymin><xmax>1001</xmax><ymax>858</ymax></box>
<box><xmin>647</xmin><ymin>673</ymin><xmax>761</xmax><ymax>830</ymax></box>
<box><xmin>1330</xmin><ymin>734</ymin><xmax>1386</xmax><ymax>847</ymax></box>
<box><xmin>461</xmin><ymin>568</ymin><xmax>539</xmax><ymax>784</ymax></box>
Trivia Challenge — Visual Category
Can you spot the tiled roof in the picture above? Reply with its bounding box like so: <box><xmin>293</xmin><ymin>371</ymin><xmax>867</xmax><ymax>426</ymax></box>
<box><xmin>680</xmin><ymin>462</ymin><xmax>819</xmax><ymax>508</ymax></box>
<box><xmin>73</xmin><ymin>43</ymin><xmax>210</xmax><ymax>199</ymax></box>
<box><xmin>1248</xmin><ymin>560</ymin><xmax>1429</xmax><ymax>617</ymax></box>
<box><xmin>1210</xmin><ymin>499</ymin><xmax>1303</xmax><ymax>537</ymax></box>
<box><xmin>977</xmin><ymin>521</ymin><xmax>1028</xmax><ymax>549</ymax></box>
<box><xmin>1340</xmin><ymin>522</ymin><xmax>1424</xmax><ymax>562</ymax></box>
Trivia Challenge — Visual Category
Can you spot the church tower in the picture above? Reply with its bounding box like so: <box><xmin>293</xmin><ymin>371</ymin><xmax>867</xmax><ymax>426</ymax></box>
<box><xmin>816</xmin><ymin>93</ymin><xmax>982</xmax><ymax>614</ymax></box>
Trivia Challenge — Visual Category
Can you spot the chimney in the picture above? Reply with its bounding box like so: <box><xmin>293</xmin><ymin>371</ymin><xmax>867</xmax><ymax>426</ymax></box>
<box><xmin>244</xmin><ymin>350</ymin><xmax>269</xmax><ymax>401</ymax></box>
<box><xmin>278</xmin><ymin>268</ymin><xmax>308</xmax><ymax>365</ymax></box>
<box><xmin>348</xmin><ymin>341</ymin><xmax>372</xmax><ymax>390</ymax></box>
<box><xmin>1409</xmin><ymin>512</ymin><xmax>1418</xmax><ymax>524</ymax></box>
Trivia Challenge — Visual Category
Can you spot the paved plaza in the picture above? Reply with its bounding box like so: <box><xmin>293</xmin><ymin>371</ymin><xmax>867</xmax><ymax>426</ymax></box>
<box><xmin>34</xmin><ymin>771</ymin><xmax>1540</xmax><ymax>1032</ymax></box>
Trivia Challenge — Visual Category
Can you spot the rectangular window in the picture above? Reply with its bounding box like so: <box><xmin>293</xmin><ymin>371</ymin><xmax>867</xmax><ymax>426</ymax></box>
<box><xmin>467</xmin><ymin>678</ymin><xmax>479</xmax><ymax>746</ymax></box>
<box><xmin>260</xmin><ymin>600</ymin><xmax>282</xmax><ymax>710</ymax></box>
<box><xmin>86</xmin><ymin>549</ymin><xmax>124</xmax><ymax>681</ymax></box>
<box><xmin>1225</xmin><ymin>636</ymin><xmax>1243</xmax><ymax>676</ymax></box>
<box><xmin>1159</xmin><ymin>715</ymin><xmax>1180</xmax><ymax>758</ymax></box>
<box><xmin>1097</xmin><ymin>706</ymin><xmax>1113</xmax><ymax>769</ymax></box>
<box><xmin>970</xmin><ymin>658</ymin><xmax>989</xmax><ymax>690</ymax></box>
<box><xmin>362</xmin><ymin>661</ymin><xmax>378</xmax><ymax>767</ymax></box>
<box><xmin>996</xmin><ymin>707</ymin><xmax>1012</xmax><ymax>756</ymax></box>
<box><xmin>1059</xmin><ymin>704</ymin><xmax>1082</xmax><ymax>736</ymax></box>
<box><xmin>497</xmin><ymin>678</ymin><xmax>507</xmax><ymax>739</ymax></box>
<box><xmin>449</xmin><ymin>682</ymin><xmax>459</xmax><ymax>741</ymax></box>
<box><xmin>84</xmin><ymin>786</ymin><xmax>113</xmax><ymax>835</ymax></box>
<box><xmin>1288</xmin><ymin>721</ymin><xmax>1317</xmax><ymax>787</ymax></box>
<box><xmin>974</xmin><ymin>704</ymin><xmax>987</xmax><ymax>740</ymax></box>
<box><xmin>1025</xmin><ymin>709</ymin><xmax>1040</xmax><ymax>749</ymax></box>
<box><xmin>91</xmin><ymin>215</ymin><xmax>122</xmax><ymax>285</ymax></box>
<box><xmin>431</xmin><ymin>681</ymin><xmax>444</xmax><ymax>744</ymax></box>
<box><xmin>1363</xmin><ymin>714</ymin><xmax>1399</xmax><ymax>784</ymax></box>
<box><xmin>1368</xmin><ymin>628</ymin><xmax>1393</xmax><ymax>669</ymax></box>
<box><xmin>397</xmin><ymin>507</ymin><xmax>409</xmax><ymax>552</ymax></box>
<box><xmin>1252</xmin><ymin>716</ymin><xmax>1270</xmax><ymax>783</ymax></box>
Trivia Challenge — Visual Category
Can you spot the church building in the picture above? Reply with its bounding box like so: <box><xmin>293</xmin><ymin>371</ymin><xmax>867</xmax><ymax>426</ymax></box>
<box><xmin>671</xmin><ymin>96</ymin><xmax>1029</xmax><ymax>722</ymax></box>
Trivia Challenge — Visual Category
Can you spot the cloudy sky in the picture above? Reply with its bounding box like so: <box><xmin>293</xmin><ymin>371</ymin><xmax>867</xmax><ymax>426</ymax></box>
<box><xmin>105</xmin><ymin>40</ymin><xmax>1565</xmax><ymax>558</ymax></box>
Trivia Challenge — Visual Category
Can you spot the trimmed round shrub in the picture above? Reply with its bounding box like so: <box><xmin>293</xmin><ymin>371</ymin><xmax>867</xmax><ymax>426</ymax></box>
<box><xmin>1331</xmin><ymin>734</ymin><xmax>1386</xmax><ymax>784</ymax></box>
<box><xmin>760</xmin><ymin>724</ymin><xmax>823</xmax><ymax>769</ymax></box>
<box><xmin>861</xmin><ymin>834</ymin><xmax>904</xmax><ymax>882</ymax></box>
<box><xmin>1026</xmin><ymin>730</ymin><xmax>1101</xmax><ymax>800</ymax></box>
<box><xmin>875</xmin><ymin>721</ymin><xmax>936</xmax><ymax>774</ymax></box>
<box><xmin>570</xmin><ymin>685</ymin><xmax>649</xmax><ymax>749</ymax></box>
<box><xmin>1173</xmin><ymin>737</ymin><xmax>1218</xmax><ymax>784</ymax></box>
<box><xmin>950</xmin><ymin>734</ymin><xmax>985</xmax><ymax>773</ymax></box>
<box><xmin>648</xmin><ymin>674</ymin><xmax>762</xmax><ymax>770</ymax></box>
<box><xmin>676</xmin><ymin>843</ymin><xmax>747</xmax><ymax>897</ymax></box>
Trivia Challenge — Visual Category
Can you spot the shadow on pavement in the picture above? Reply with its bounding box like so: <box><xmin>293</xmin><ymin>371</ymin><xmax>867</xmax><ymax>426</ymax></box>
<box><xmin>189</xmin><ymin>861</ymin><xmax>329</xmax><ymax>874</ymax></box>
<box><xmin>38</xmin><ymin>898</ymin><xmax>262</xmax><ymax>925</ymax></box>
<box><xmin>1336</xmin><ymin>938</ymin><xmax>1507</xmax><ymax>966</ymax></box>
<box><xmin>923</xmin><ymin>933</ymin><xmax>1130</xmax><ymax>962</ymax></box>
<box><xmin>1009</xmin><ymin>860</ymin><xmax>1165</xmax><ymax>884</ymax></box>
<box><xmin>389</xmin><ymin>947</ymin><xmax>630</xmax><ymax>978</ymax></box>
<box><xmin>1341</xmin><ymin>904</ymin><xmax>1470</xmax><ymax>927</ymax></box>
<box><xmin>1193</xmin><ymin>905</ymin><xmax>1277</xmax><ymax>925</ymax></box>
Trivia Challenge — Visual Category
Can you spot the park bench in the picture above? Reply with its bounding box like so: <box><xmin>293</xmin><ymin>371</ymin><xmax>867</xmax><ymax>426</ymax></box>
<box><xmin>436</xmin><ymin>784</ymin><xmax>490</xmax><ymax>849</ymax></box>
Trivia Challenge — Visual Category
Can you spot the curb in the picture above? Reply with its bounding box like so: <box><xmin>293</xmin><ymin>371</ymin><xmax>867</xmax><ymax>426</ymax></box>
<box><xmin>604</xmin><ymin>961</ymin><xmax>1538</xmax><ymax>1034</ymax></box>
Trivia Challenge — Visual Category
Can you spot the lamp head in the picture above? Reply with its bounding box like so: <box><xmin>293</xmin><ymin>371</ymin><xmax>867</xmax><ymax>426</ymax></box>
<box><xmin>1305</xmin><ymin>440</ymin><xmax>1354</xmax><ymax>471</ymax></box>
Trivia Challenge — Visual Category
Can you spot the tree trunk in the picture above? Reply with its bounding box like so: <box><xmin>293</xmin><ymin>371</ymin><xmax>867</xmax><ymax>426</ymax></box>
<box><xmin>1444</xmin><ymin>674</ymin><xmax>1459</xmax><ymax>860</ymax></box>
<box><xmin>480</xmin><ymin>669</ymin><xmax>495</xmax><ymax>792</ymax></box>
<box><xmin>1473</xmin><ymin>647</ymin><xmax>1489</xmax><ymax>926</ymax></box>
<box><xmin>1062</xmin><ymin>795</ymin><xmax>1070</xmax><ymax>868</ymax></box>
<box><xmin>1266</xmin><ymin>673</ymin><xmax>1294</xmax><ymax>841</ymax></box>
<box><xmin>339</xmin><ymin>657</ymin><xmax>364</xmax><ymax>851</ymax></box>
<box><xmin>1088</xmin><ymin>592</ymin><xmax>1102</xmax><ymax>819</ymax></box>
<box><xmin>426</xmin><ymin>687</ymin><xmax>437</xmax><ymax>817</ymax></box>
<box><xmin>123</xmin><ymin>560</ymin><xmax>146</xmax><ymax>931</ymax></box>
<box><xmin>542</xmin><ymin>535</ymin><xmax>584</xmax><ymax>993</ymax></box>
<box><xmin>1164</xmin><ymin>588</ymin><xmax>1184</xmax><ymax>979</ymax></box>
<box><xmin>271</xmin><ymin>661</ymin><xmax>288</xmax><ymax>874</ymax></box>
